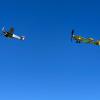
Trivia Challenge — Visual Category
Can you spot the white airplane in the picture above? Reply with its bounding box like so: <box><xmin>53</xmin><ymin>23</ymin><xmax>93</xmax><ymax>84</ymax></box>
<box><xmin>2</xmin><ymin>27</ymin><xmax>25</xmax><ymax>40</ymax></box>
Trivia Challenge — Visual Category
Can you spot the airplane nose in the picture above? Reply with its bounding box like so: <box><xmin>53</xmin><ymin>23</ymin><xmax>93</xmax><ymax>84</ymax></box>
<box><xmin>21</xmin><ymin>36</ymin><xmax>25</xmax><ymax>40</ymax></box>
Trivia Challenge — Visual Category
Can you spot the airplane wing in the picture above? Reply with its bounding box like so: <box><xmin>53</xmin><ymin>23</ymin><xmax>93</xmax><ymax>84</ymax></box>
<box><xmin>8</xmin><ymin>27</ymin><xmax>14</xmax><ymax>34</ymax></box>
<box><xmin>82</xmin><ymin>38</ymin><xmax>94</xmax><ymax>43</ymax></box>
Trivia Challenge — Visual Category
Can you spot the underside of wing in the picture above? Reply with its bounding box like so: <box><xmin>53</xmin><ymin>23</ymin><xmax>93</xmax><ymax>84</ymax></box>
<box><xmin>8</xmin><ymin>27</ymin><xmax>14</xmax><ymax>34</ymax></box>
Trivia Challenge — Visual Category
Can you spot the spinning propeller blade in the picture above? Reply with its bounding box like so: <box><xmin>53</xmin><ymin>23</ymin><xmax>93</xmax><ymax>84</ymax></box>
<box><xmin>71</xmin><ymin>29</ymin><xmax>74</xmax><ymax>42</ymax></box>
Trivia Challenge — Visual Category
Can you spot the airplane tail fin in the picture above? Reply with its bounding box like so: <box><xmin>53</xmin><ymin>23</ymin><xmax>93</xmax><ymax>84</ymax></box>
<box><xmin>2</xmin><ymin>27</ymin><xmax>6</xmax><ymax>32</ymax></box>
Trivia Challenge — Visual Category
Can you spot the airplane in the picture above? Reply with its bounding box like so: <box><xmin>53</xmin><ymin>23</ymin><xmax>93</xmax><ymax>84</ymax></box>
<box><xmin>71</xmin><ymin>29</ymin><xmax>100</xmax><ymax>45</ymax></box>
<box><xmin>1</xmin><ymin>27</ymin><xmax>25</xmax><ymax>40</ymax></box>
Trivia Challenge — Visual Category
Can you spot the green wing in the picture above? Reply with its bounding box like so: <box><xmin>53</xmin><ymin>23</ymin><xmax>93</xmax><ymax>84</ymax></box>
<box><xmin>82</xmin><ymin>38</ymin><xmax>94</xmax><ymax>43</ymax></box>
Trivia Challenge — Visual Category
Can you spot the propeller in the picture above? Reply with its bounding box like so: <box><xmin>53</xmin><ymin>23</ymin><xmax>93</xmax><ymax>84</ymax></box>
<box><xmin>71</xmin><ymin>29</ymin><xmax>74</xmax><ymax>42</ymax></box>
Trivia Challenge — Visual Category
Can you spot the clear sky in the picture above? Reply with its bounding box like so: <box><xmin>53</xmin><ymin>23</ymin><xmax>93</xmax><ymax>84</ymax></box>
<box><xmin>0</xmin><ymin>0</ymin><xmax>100</xmax><ymax>100</ymax></box>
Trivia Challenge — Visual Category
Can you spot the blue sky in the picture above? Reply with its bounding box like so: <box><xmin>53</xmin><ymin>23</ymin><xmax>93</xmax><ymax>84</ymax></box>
<box><xmin>0</xmin><ymin>0</ymin><xmax>100</xmax><ymax>100</ymax></box>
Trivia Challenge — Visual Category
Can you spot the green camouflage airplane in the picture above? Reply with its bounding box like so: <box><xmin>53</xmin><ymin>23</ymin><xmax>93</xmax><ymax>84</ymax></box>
<box><xmin>71</xmin><ymin>30</ymin><xmax>100</xmax><ymax>45</ymax></box>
